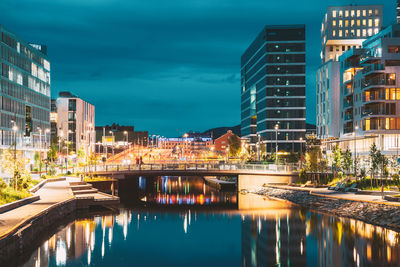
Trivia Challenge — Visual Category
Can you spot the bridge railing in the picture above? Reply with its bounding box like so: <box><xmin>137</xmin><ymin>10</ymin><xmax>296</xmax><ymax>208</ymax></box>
<box><xmin>84</xmin><ymin>163</ymin><xmax>300</xmax><ymax>173</ymax></box>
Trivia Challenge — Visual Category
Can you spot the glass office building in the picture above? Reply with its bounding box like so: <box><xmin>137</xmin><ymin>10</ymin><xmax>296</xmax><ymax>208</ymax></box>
<box><xmin>241</xmin><ymin>25</ymin><xmax>306</xmax><ymax>153</ymax></box>
<box><xmin>0</xmin><ymin>25</ymin><xmax>51</xmax><ymax>159</ymax></box>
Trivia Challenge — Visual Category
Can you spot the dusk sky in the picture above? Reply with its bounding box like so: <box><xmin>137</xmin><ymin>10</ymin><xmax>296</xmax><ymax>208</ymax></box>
<box><xmin>1</xmin><ymin>0</ymin><xmax>395</xmax><ymax>137</ymax></box>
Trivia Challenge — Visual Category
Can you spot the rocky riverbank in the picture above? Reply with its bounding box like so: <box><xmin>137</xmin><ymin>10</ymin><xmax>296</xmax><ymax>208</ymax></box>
<box><xmin>257</xmin><ymin>187</ymin><xmax>400</xmax><ymax>231</ymax></box>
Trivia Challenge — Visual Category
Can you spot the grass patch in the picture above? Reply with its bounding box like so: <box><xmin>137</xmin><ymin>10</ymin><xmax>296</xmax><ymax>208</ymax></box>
<box><xmin>84</xmin><ymin>176</ymin><xmax>112</xmax><ymax>182</ymax></box>
<box><xmin>0</xmin><ymin>187</ymin><xmax>31</xmax><ymax>206</ymax></box>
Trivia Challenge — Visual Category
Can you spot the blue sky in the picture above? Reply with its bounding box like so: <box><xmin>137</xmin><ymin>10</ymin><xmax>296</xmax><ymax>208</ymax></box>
<box><xmin>1</xmin><ymin>0</ymin><xmax>395</xmax><ymax>136</ymax></box>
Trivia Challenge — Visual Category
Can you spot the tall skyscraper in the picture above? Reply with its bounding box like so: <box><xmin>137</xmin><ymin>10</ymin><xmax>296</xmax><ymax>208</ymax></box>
<box><xmin>317</xmin><ymin>5</ymin><xmax>383</xmax><ymax>138</ymax></box>
<box><xmin>241</xmin><ymin>25</ymin><xmax>306</xmax><ymax>153</ymax></box>
<box><xmin>0</xmin><ymin>25</ymin><xmax>51</xmax><ymax>160</ymax></box>
<box><xmin>397</xmin><ymin>0</ymin><xmax>400</xmax><ymax>24</ymax></box>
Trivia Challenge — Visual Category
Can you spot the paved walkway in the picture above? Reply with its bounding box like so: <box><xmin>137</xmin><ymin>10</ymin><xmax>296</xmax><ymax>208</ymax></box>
<box><xmin>267</xmin><ymin>185</ymin><xmax>400</xmax><ymax>207</ymax></box>
<box><xmin>0</xmin><ymin>179</ymin><xmax>74</xmax><ymax>239</ymax></box>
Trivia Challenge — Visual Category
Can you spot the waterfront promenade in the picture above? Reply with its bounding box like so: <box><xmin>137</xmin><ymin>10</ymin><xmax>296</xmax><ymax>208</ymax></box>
<box><xmin>0</xmin><ymin>179</ymin><xmax>74</xmax><ymax>239</ymax></box>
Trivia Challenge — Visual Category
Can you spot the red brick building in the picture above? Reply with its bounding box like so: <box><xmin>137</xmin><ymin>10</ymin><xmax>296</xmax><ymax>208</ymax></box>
<box><xmin>214</xmin><ymin>130</ymin><xmax>236</xmax><ymax>153</ymax></box>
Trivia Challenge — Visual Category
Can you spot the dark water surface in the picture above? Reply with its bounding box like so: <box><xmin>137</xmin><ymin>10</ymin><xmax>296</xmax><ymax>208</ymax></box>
<box><xmin>21</xmin><ymin>176</ymin><xmax>400</xmax><ymax>267</ymax></box>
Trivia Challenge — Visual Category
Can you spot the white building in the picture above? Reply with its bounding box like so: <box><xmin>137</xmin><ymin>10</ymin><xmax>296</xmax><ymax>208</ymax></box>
<box><xmin>54</xmin><ymin>92</ymin><xmax>95</xmax><ymax>155</ymax></box>
<box><xmin>317</xmin><ymin>4</ymin><xmax>383</xmax><ymax>138</ymax></box>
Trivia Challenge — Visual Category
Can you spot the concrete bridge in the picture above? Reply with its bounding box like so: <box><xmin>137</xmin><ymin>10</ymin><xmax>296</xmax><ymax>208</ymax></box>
<box><xmin>87</xmin><ymin>163</ymin><xmax>300</xmax><ymax>190</ymax></box>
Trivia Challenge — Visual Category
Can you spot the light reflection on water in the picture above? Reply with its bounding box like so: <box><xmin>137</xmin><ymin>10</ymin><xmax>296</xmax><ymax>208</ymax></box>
<box><xmin>20</xmin><ymin>176</ymin><xmax>400</xmax><ymax>267</ymax></box>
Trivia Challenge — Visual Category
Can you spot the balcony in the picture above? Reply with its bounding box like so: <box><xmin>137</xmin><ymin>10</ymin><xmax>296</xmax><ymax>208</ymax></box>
<box><xmin>344</xmin><ymin>114</ymin><xmax>353</xmax><ymax>121</ymax></box>
<box><xmin>362</xmin><ymin>77</ymin><xmax>396</xmax><ymax>89</ymax></box>
<box><xmin>362</xmin><ymin>64</ymin><xmax>385</xmax><ymax>76</ymax></box>
<box><xmin>362</xmin><ymin>93</ymin><xmax>386</xmax><ymax>103</ymax></box>
<box><xmin>360</xmin><ymin>50</ymin><xmax>382</xmax><ymax>64</ymax></box>
<box><xmin>343</xmin><ymin>101</ymin><xmax>353</xmax><ymax>108</ymax></box>
<box><xmin>343</xmin><ymin>87</ymin><xmax>353</xmax><ymax>96</ymax></box>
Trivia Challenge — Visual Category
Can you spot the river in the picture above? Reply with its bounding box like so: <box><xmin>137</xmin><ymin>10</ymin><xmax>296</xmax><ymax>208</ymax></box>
<box><xmin>19</xmin><ymin>176</ymin><xmax>400</xmax><ymax>266</ymax></box>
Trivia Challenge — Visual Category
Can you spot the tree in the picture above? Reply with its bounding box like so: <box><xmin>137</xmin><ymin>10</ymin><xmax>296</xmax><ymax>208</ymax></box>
<box><xmin>306</xmin><ymin>145</ymin><xmax>323</xmax><ymax>184</ymax></box>
<box><xmin>1</xmin><ymin>148</ymin><xmax>31</xmax><ymax>190</ymax></box>
<box><xmin>47</xmin><ymin>144</ymin><xmax>58</xmax><ymax>162</ymax></box>
<box><xmin>342</xmin><ymin>149</ymin><xmax>352</xmax><ymax>176</ymax></box>
<box><xmin>228</xmin><ymin>135</ymin><xmax>242</xmax><ymax>158</ymax></box>
<box><xmin>332</xmin><ymin>145</ymin><xmax>342</xmax><ymax>178</ymax></box>
<box><xmin>369</xmin><ymin>143</ymin><xmax>379</xmax><ymax>188</ymax></box>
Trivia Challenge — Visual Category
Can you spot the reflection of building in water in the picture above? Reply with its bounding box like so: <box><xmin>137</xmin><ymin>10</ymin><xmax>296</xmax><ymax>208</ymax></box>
<box><xmin>306</xmin><ymin>213</ymin><xmax>400</xmax><ymax>267</ymax></box>
<box><xmin>145</xmin><ymin>176</ymin><xmax>237</xmax><ymax>206</ymax></box>
<box><xmin>241</xmin><ymin>212</ymin><xmax>307</xmax><ymax>267</ymax></box>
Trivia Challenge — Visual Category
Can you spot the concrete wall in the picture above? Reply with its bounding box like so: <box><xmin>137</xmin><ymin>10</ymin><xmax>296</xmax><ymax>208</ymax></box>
<box><xmin>238</xmin><ymin>174</ymin><xmax>298</xmax><ymax>191</ymax></box>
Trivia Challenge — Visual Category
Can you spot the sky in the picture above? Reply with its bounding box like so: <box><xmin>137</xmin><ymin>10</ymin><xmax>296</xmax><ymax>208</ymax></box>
<box><xmin>1</xmin><ymin>0</ymin><xmax>396</xmax><ymax>137</ymax></box>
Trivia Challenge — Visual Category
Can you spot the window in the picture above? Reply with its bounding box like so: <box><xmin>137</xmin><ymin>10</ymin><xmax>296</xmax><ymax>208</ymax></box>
<box><xmin>368</xmin><ymin>19</ymin><xmax>373</xmax><ymax>27</ymax></box>
<box><xmin>351</xmin><ymin>20</ymin><xmax>355</xmax><ymax>27</ymax></box>
<box><xmin>357</xmin><ymin>20</ymin><xmax>360</xmax><ymax>26</ymax></box>
<box><xmin>362</xmin><ymin>29</ymin><xmax>367</xmax><ymax>37</ymax></box>
<box><xmin>332</xmin><ymin>10</ymin><xmax>337</xmax><ymax>18</ymax></box>
<box><xmin>330</xmin><ymin>45</ymin><xmax>333</xmax><ymax>52</ymax></box>
<box><xmin>357</xmin><ymin>29</ymin><xmax>360</xmax><ymax>37</ymax></box>
<box><xmin>339</xmin><ymin>20</ymin><xmax>343</xmax><ymax>27</ymax></box>
<box><xmin>362</xmin><ymin>19</ymin><xmax>366</xmax><ymax>26</ymax></box>
<box><xmin>375</xmin><ymin>18</ymin><xmax>380</xmax><ymax>27</ymax></box>
<box><xmin>374</xmin><ymin>28</ymin><xmax>379</xmax><ymax>35</ymax></box>
<box><xmin>345</xmin><ymin>30</ymin><xmax>349</xmax><ymax>37</ymax></box>
<box><xmin>368</xmin><ymin>9</ymin><xmax>372</xmax><ymax>16</ymax></box>
<box><xmin>363</xmin><ymin>10</ymin><xmax>366</xmax><ymax>16</ymax></box>
<box><xmin>339</xmin><ymin>10</ymin><xmax>343</xmax><ymax>18</ymax></box>
<box><xmin>365</xmin><ymin>119</ymin><xmax>370</xmax><ymax>131</ymax></box>
<box><xmin>351</xmin><ymin>10</ymin><xmax>355</xmax><ymax>17</ymax></box>
<box><xmin>332</xmin><ymin>20</ymin><xmax>336</xmax><ymax>27</ymax></box>
<box><xmin>332</xmin><ymin>30</ymin><xmax>336</xmax><ymax>37</ymax></box>
<box><xmin>375</xmin><ymin>9</ymin><xmax>379</xmax><ymax>16</ymax></box>
<box><xmin>345</xmin><ymin>20</ymin><xmax>349</xmax><ymax>27</ymax></box>
<box><xmin>345</xmin><ymin>10</ymin><xmax>349</xmax><ymax>17</ymax></box>
<box><xmin>357</xmin><ymin>10</ymin><xmax>360</xmax><ymax>17</ymax></box>
<box><xmin>368</xmin><ymin>28</ymin><xmax>373</xmax><ymax>36</ymax></box>
<box><xmin>339</xmin><ymin>30</ymin><xmax>343</xmax><ymax>37</ymax></box>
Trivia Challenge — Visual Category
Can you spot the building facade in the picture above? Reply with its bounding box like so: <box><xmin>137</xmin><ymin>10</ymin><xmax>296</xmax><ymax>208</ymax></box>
<box><xmin>54</xmin><ymin>92</ymin><xmax>95</xmax><ymax>154</ymax></box>
<box><xmin>241</xmin><ymin>25</ymin><xmax>306</xmax><ymax>153</ymax></box>
<box><xmin>317</xmin><ymin>5</ymin><xmax>383</xmax><ymax>138</ymax></box>
<box><xmin>337</xmin><ymin>24</ymin><xmax>400</xmax><ymax>157</ymax></box>
<box><xmin>214</xmin><ymin>130</ymin><xmax>235</xmax><ymax>153</ymax></box>
<box><xmin>0</xmin><ymin>25</ymin><xmax>51</xmax><ymax>162</ymax></box>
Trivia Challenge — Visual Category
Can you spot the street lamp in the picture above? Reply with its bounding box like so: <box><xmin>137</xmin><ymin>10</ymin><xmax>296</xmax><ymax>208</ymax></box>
<box><xmin>275</xmin><ymin>124</ymin><xmax>279</xmax><ymax>165</ymax></box>
<box><xmin>300</xmin><ymin>137</ymin><xmax>303</xmax><ymax>168</ymax></box>
<box><xmin>354</xmin><ymin>125</ymin><xmax>359</xmax><ymax>178</ymax></box>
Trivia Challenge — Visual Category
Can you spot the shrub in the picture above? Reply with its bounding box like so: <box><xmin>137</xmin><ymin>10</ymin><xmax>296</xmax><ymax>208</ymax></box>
<box><xmin>299</xmin><ymin>168</ymin><xmax>308</xmax><ymax>183</ymax></box>
<box><xmin>0</xmin><ymin>178</ymin><xmax>7</xmax><ymax>190</ymax></box>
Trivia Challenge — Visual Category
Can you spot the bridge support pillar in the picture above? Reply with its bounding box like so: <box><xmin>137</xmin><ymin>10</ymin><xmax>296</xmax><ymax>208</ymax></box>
<box><xmin>238</xmin><ymin>174</ymin><xmax>298</xmax><ymax>192</ymax></box>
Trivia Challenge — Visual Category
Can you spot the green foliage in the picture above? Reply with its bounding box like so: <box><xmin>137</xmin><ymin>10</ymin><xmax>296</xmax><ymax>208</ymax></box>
<box><xmin>0</xmin><ymin>178</ymin><xmax>7</xmax><ymax>190</ymax></box>
<box><xmin>332</xmin><ymin>145</ymin><xmax>342</xmax><ymax>171</ymax></box>
<box><xmin>0</xmin><ymin>187</ymin><xmax>31</xmax><ymax>205</ymax></box>
<box><xmin>342</xmin><ymin>148</ymin><xmax>352</xmax><ymax>175</ymax></box>
<box><xmin>47</xmin><ymin>144</ymin><xmax>58</xmax><ymax>162</ymax></box>
<box><xmin>228</xmin><ymin>135</ymin><xmax>242</xmax><ymax>157</ymax></box>
<box><xmin>1</xmin><ymin>148</ymin><xmax>32</xmax><ymax>190</ymax></box>
<box><xmin>299</xmin><ymin>168</ymin><xmax>308</xmax><ymax>183</ymax></box>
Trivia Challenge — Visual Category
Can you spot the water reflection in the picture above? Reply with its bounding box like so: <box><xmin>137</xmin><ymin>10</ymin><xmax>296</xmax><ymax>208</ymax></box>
<box><xmin>19</xmin><ymin>176</ymin><xmax>400</xmax><ymax>267</ymax></box>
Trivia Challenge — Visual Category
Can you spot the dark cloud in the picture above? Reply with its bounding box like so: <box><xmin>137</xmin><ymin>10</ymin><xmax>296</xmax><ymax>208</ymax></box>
<box><xmin>1</xmin><ymin>0</ymin><xmax>396</xmax><ymax>136</ymax></box>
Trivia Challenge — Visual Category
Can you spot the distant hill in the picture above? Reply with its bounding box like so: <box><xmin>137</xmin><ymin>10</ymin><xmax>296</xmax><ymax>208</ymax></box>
<box><xmin>203</xmin><ymin>125</ymin><xmax>241</xmax><ymax>139</ymax></box>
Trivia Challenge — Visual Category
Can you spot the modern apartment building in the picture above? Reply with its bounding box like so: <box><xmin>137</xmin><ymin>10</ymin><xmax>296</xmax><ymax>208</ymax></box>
<box><xmin>0</xmin><ymin>25</ymin><xmax>51</xmax><ymax>161</ymax></box>
<box><xmin>241</xmin><ymin>25</ymin><xmax>306</xmax><ymax>153</ymax></box>
<box><xmin>338</xmin><ymin>24</ymin><xmax>400</xmax><ymax>156</ymax></box>
<box><xmin>317</xmin><ymin>5</ymin><xmax>383</xmax><ymax>138</ymax></box>
<box><xmin>54</xmin><ymin>92</ymin><xmax>95</xmax><ymax>154</ymax></box>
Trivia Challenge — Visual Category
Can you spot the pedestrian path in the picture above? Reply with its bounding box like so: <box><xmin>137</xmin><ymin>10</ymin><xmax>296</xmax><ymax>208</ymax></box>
<box><xmin>267</xmin><ymin>185</ymin><xmax>400</xmax><ymax>207</ymax></box>
<box><xmin>0</xmin><ymin>179</ymin><xmax>74</xmax><ymax>239</ymax></box>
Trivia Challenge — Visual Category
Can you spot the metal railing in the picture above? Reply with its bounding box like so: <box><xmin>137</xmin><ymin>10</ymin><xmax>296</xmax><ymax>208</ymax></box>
<box><xmin>83</xmin><ymin>163</ymin><xmax>300</xmax><ymax>174</ymax></box>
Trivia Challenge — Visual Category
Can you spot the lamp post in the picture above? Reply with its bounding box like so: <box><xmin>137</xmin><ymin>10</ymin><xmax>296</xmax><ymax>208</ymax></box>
<box><xmin>59</xmin><ymin>131</ymin><xmax>63</xmax><ymax>164</ymax></box>
<box><xmin>11</xmin><ymin>120</ymin><xmax>18</xmax><ymax>190</ymax></box>
<box><xmin>275</xmin><ymin>124</ymin><xmax>279</xmax><ymax>165</ymax></box>
<box><xmin>109</xmin><ymin>131</ymin><xmax>115</xmax><ymax>165</ymax></box>
<box><xmin>354</xmin><ymin>125</ymin><xmax>359</xmax><ymax>178</ymax></box>
<box><xmin>300</xmin><ymin>137</ymin><xmax>303</xmax><ymax>168</ymax></box>
<box><xmin>66</xmin><ymin>130</ymin><xmax>72</xmax><ymax>174</ymax></box>
<box><xmin>124</xmin><ymin>131</ymin><xmax>128</xmax><ymax>164</ymax></box>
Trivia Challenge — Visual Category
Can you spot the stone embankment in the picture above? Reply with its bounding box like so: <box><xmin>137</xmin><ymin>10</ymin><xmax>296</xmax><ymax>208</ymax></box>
<box><xmin>257</xmin><ymin>187</ymin><xmax>400</xmax><ymax>231</ymax></box>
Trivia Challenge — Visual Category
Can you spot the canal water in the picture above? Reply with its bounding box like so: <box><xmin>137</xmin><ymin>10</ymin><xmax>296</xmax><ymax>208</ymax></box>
<box><xmin>20</xmin><ymin>176</ymin><xmax>400</xmax><ymax>266</ymax></box>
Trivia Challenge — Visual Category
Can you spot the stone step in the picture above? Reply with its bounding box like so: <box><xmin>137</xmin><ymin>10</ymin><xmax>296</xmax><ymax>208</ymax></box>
<box><xmin>69</xmin><ymin>181</ymin><xmax>87</xmax><ymax>186</ymax></box>
<box><xmin>70</xmin><ymin>185</ymin><xmax>92</xmax><ymax>191</ymax></box>
<box><xmin>73</xmin><ymin>189</ymin><xmax>98</xmax><ymax>195</ymax></box>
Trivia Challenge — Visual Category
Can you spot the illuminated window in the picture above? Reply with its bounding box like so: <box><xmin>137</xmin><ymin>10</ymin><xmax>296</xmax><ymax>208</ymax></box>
<box><xmin>386</xmin><ymin>88</ymin><xmax>390</xmax><ymax>100</ymax></box>
<box><xmin>375</xmin><ymin>19</ymin><xmax>380</xmax><ymax>27</ymax></box>
<box><xmin>345</xmin><ymin>10</ymin><xmax>349</xmax><ymax>17</ymax></box>
<box><xmin>332</xmin><ymin>20</ymin><xmax>336</xmax><ymax>27</ymax></box>
<box><xmin>362</xmin><ymin>29</ymin><xmax>367</xmax><ymax>37</ymax></box>
<box><xmin>351</xmin><ymin>20</ymin><xmax>354</xmax><ymax>27</ymax></box>
<box><xmin>351</xmin><ymin>10</ymin><xmax>355</xmax><ymax>17</ymax></box>
<box><xmin>391</xmin><ymin>88</ymin><xmax>396</xmax><ymax>100</ymax></box>
<box><xmin>386</xmin><ymin>118</ymin><xmax>390</xmax><ymax>130</ymax></box>
<box><xmin>368</xmin><ymin>28</ymin><xmax>373</xmax><ymax>36</ymax></box>
<box><xmin>351</xmin><ymin>29</ymin><xmax>355</xmax><ymax>37</ymax></box>
<box><xmin>365</xmin><ymin>119</ymin><xmax>370</xmax><ymax>131</ymax></box>
<box><xmin>345</xmin><ymin>20</ymin><xmax>349</xmax><ymax>27</ymax></box>
<box><xmin>362</xmin><ymin>19</ymin><xmax>367</xmax><ymax>26</ymax></box>
<box><xmin>345</xmin><ymin>30</ymin><xmax>349</xmax><ymax>37</ymax></box>
<box><xmin>365</xmin><ymin>91</ymin><xmax>370</xmax><ymax>102</ymax></box>
<box><xmin>375</xmin><ymin>9</ymin><xmax>379</xmax><ymax>15</ymax></box>
<box><xmin>368</xmin><ymin>10</ymin><xmax>372</xmax><ymax>16</ymax></box>
<box><xmin>339</xmin><ymin>30</ymin><xmax>343</xmax><ymax>37</ymax></box>
<box><xmin>389</xmin><ymin>73</ymin><xmax>396</xmax><ymax>81</ymax></box>
<box><xmin>374</xmin><ymin>28</ymin><xmax>379</xmax><ymax>35</ymax></box>
<box><xmin>368</xmin><ymin>19</ymin><xmax>373</xmax><ymax>27</ymax></box>
<box><xmin>333</xmin><ymin>30</ymin><xmax>336</xmax><ymax>37</ymax></box>
<box><xmin>332</xmin><ymin>10</ymin><xmax>337</xmax><ymax>18</ymax></box>
<box><xmin>357</xmin><ymin>10</ymin><xmax>360</xmax><ymax>17</ymax></box>
<box><xmin>357</xmin><ymin>29</ymin><xmax>360</xmax><ymax>37</ymax></box>
<box><xmin>397</xmin><ymin>88</ymin><xmax>400</xmax><ymax>100</ymax></box>
<box><xmin>339</xmin><ymin>10</ymin><xmax>343</xmax><ymax>18</ymax></box>
<box><xmin>339</xmin><ymin>20</ymin><xmax>343</xmax><ymax>27</ymax></box>
<box><xmin>391</xmin><ymin>118</ymin><xmax>395</xmax><ymax>129</ymax></box>
<box><xmin>357</xmin><ymin>20</ymin><xmax>360</xmax><ymax>26</ymax></box>
<box><xmin>363</xmin><ymin>10</ymin><xmax>366</xmax><ymax>16</ymax></box>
